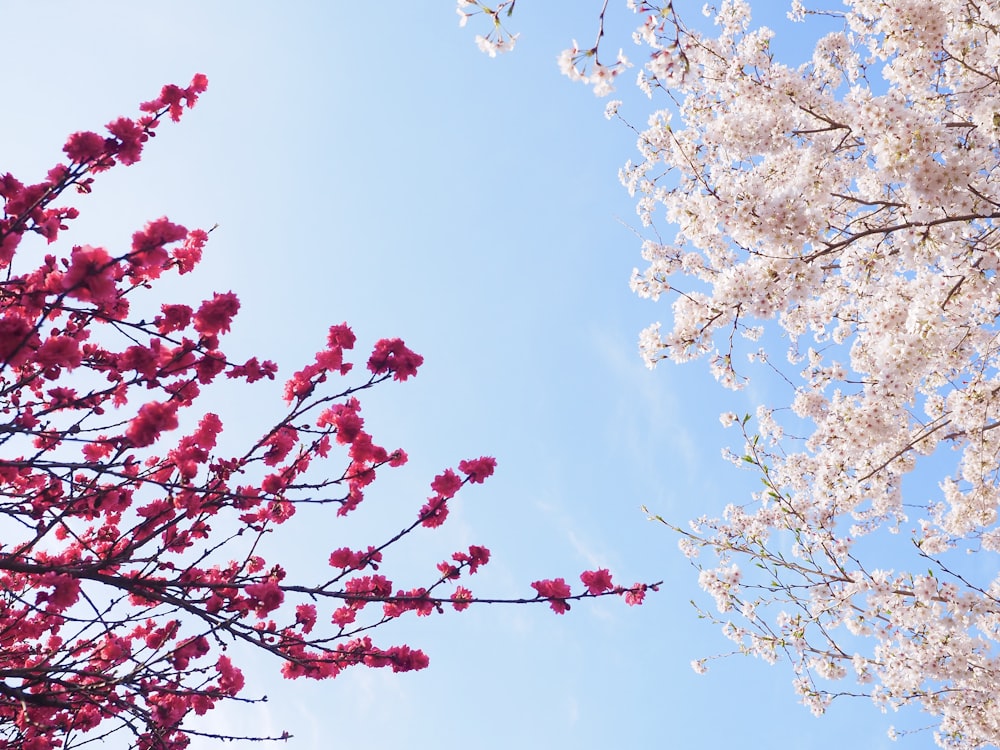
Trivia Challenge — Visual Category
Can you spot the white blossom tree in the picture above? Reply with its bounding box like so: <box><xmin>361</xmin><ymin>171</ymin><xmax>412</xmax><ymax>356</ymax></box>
<box><xmin>463</xmin><ymin>1</ymin><xmax>1000</xmax><ymax>747</ymax></box>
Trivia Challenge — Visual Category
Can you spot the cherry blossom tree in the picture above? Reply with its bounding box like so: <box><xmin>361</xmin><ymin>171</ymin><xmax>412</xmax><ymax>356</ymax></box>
<box><xmin>0</xmin><ymin>76</ymin><xmax>656</xmax><ymax>750</ymax></box>
<box><xmin>464</xmin><ymin>1</ymin><xmax>1000</xmax><ymax>747</ymax></box>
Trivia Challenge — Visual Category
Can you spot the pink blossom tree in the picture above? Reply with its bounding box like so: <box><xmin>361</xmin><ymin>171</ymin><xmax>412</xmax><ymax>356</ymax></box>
<box><xmin>0</xmin><ymin>76</ymin><xmax>655</xmax><ymax>750</ymax></box>
<box><xmin>464</xmin><ymin>1</ymin><xmax>1000</xmax><ymax>747</ymax></box>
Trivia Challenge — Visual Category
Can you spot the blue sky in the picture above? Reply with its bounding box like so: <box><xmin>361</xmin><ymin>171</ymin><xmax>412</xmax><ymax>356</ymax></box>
<box><xmin>0</xmin><ymin>2</ymin><xmax>936</xmax><ymax>748</ymax></box>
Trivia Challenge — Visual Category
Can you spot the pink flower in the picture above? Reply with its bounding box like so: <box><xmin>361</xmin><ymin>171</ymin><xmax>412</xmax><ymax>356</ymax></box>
<box><xmin>157</xmin><ymin>84</ymin><xmax>187</xmax><ymax>122</ymax></box>
<box><xmin>295</xmin><ymin>604</ymin><xmax>317</xmax><ymax>634</ymax></box>
<box><xmin>82</xmin><ymin>439</ymin><xmax>113</xmax><ymax>462</ymax></box>
<box><xmin>315</xmin><ymin>345</ymin><xmax>350</xmax><ymax>375</ymax></box>
<box><xmin>367</xmin><ymin>338</ymin><xmax>423</xmax><ymax>381</ymax></box>
<box><xmin>283</xmin><ymin>363</ymin><xmax>322</xmax><ymax>402</ymax></box>
<box><xmin>192</xmin><ymin>412</ymin><xmax>222</xmax><ymax>450</ymax></box>
<box><xmin>419</xmin><ymin>495</ymin><xmax>449</xmax><ymax>528</ymax></box>
<box><xmin>149</xmin><ymin>692</ymin><xmax>187</xmax><ymax>728</ymax></box>
<box><xmin>39</xmin><ymin>574</ymin><xmax>81</xmax><ymax>610</ymax></box>
<box><xmin>0</xmin><ymin>315</ymin><xmax>37</xmax><ymax>367</ymax></box>
<box><xmin>244</xmin><ymin>579</ymin><xmax>284</xmax><ymax>617</ymax></box>
<box><xmin>63</xmin><ymin>131</ymin><xmax>107</xmax><ymax>163</ymax></box>
<box><xmin>348</xmin><ymin>433</ymin><xmax>388</xmax><ymax>464</ymax></box>
<box><xmin>156</xmin><ymin>304</ymin><xmax>193</xmax><ymax>334</ymax></box>
<box><xmin>580</xmin><ymin>568</ymin><xmax>614</xmax><ymax>595</ymax></box>
<box><xmin>193</xmin><ymin>292</ymin><xmax>240</xmax><ymax>337</ymax></box>
<box><xmin>623</xmin><ymin>584</ymin><xmax>646</xmax><ymax>606</ymax></box>
<box><xmin>437</xmin><ymin>561</ymin><xmax>460</xmax><ymax>579</ymax></box>
<box><xmin>328</xmin><ymin>546</ymin><xmax>382</xmax><ymax>570</ymax></box>
<box><xmin>431</xmin><ymin>469</ymin><xmax>462</xmax><ymax>499</ymax></box>
<box><xmin>329</xmin><ymin>548</ymin><xmax>356</xmax><ymax>569</ymax></box>
<box><xmin>35</xmin><ymin>336</ymin><xmax>82</xmax><ymax>369</ymax></box>
<box><xmin>463</xmin><ymin>545</ymin><xmax>491</xmax><ymax>574</ymax></box>
<box><xmin>106</xmin><ymin>116</ymin><xmax>146</xmax><ymax>165</ymax></box>
<box><xmin>126</xmin><ymin>400</ymin><xmax>179</xmax><ymax>448</ymax></box>
<box><xmin>344</xmin><ymin>574</ymin><xmax>392</xmax><ymax>599</ymax></box>
<box><xmin>132</xmin><ymin>217</ymin><xmax>187</xmax><ymax>252</ymax></box>
<box><xmin>127</xmin><ymin>218</ymin><xmax>186</xmax><ymax>280</ymax></box>
<box><xmin>332</xmin><ymin>606</ymin><xmax>357</xmax><ymax>627</ymax></box>
<box><xmin>318</xmin><ymin>399</ymin><xmax>364</xmax><ymax>444</ymax></box>
<box><xmin>62</xmin><ymin>244</ymin><xmax>119</xmax><ymax>305</ymax></box>
<box><xmin>140</xmin><ymin>74</ymin><xmax>209</xmax><ymax>118</ymax></box>
<box><xmin>189</xmin><ymin>73</ymin><xmax>209</xmax><ymax>95</ymax></box>
<box><xmin>174</xmin><ymin>228</ymin><xmax>207</xmax><ymax>273</ymax></box>
<box><xmin>170</xmin><ymin>635</ymin><xmax>210</xmax><ymax>670</ymax></box>
<box><xmin>262</xmin><ymin>426</ymin><xmax>298</xmax><ymax>466</ymax></box>
<box><xmin>216</xmin><ymin>655</ymin><xmax>244</xmax><ymax>696</ymax></box>
<box><xmin>327</xmin><ymin>323</ymin><xmax>356</xmax><ymax>350</ymax></box>
<box><xmin>0</xmin><ymin>231</ymin><xmax>20</xmax><ymax>268</ymax></box>
<box><xmin>195</xmin><ymin>351</ymin><xmax>226</xmax><ymax>384</ymax></box>
<box><xmin>458</xmin><ymin>456</ymin><xmax>497</xmax><ymax>483</ymax></box>
<box><xmin>531</xmin><ymin>578</ymin><xmax>572</xmax><ymax>614</ymax></box>
<box><xmin>451</xmin><ymin>587</ymin><xmax>473</xmax><ymax>611</ymax></box>
<box><xmin>120</xmin><ymin>344</ymin><xmax>159</xmax><ymax>379</ymax></box>
<box><xmin>383</xmin><ymin>645</ymin><xmax>429</xmax><ymax>673</ymax></box>
<box><xmin>228</xmin><ymin>357</ymin><xmax>277</xmax><ymax>383</ymax></box>
<box><xmin>261</xmin><ymin>474</ymin><xmax>285</xmax><ymax>495</ymax></box>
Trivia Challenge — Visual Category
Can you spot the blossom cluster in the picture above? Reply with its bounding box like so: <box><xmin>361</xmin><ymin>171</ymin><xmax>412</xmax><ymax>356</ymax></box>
<box><xmin>458</xmin><ymin>0</ymin><xmax>634</xmax><ymax>94</ymax></box>
<box><xmin>456</xmin><ymin>0</ymin><xmax>519</xmax><ymax>57</ymax></box>
<box><xmin>0</xmin><ymin>77</ymin><xmax>655</xmax><ymax>750</ymax></box>
<box><xmin>464</xmin><ymin>0</ymin><xmax>1000</xmax><ymax>745</ymax></box>
<box><xmin>620</xmin><ymin>1</ymin><xmax>1000</xmax><ymax>746</ymax></box>
<box><xmin>531</xmin><ymin>571</ymin><xmax>651</xmax><ymax>614</ymax></box>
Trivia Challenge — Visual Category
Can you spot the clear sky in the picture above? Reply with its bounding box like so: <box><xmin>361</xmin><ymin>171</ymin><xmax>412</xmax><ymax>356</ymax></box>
<box><xmin>0</xmin><ymin>2</ymin><xmax>936</xmax><ymax>748</ymax></box>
